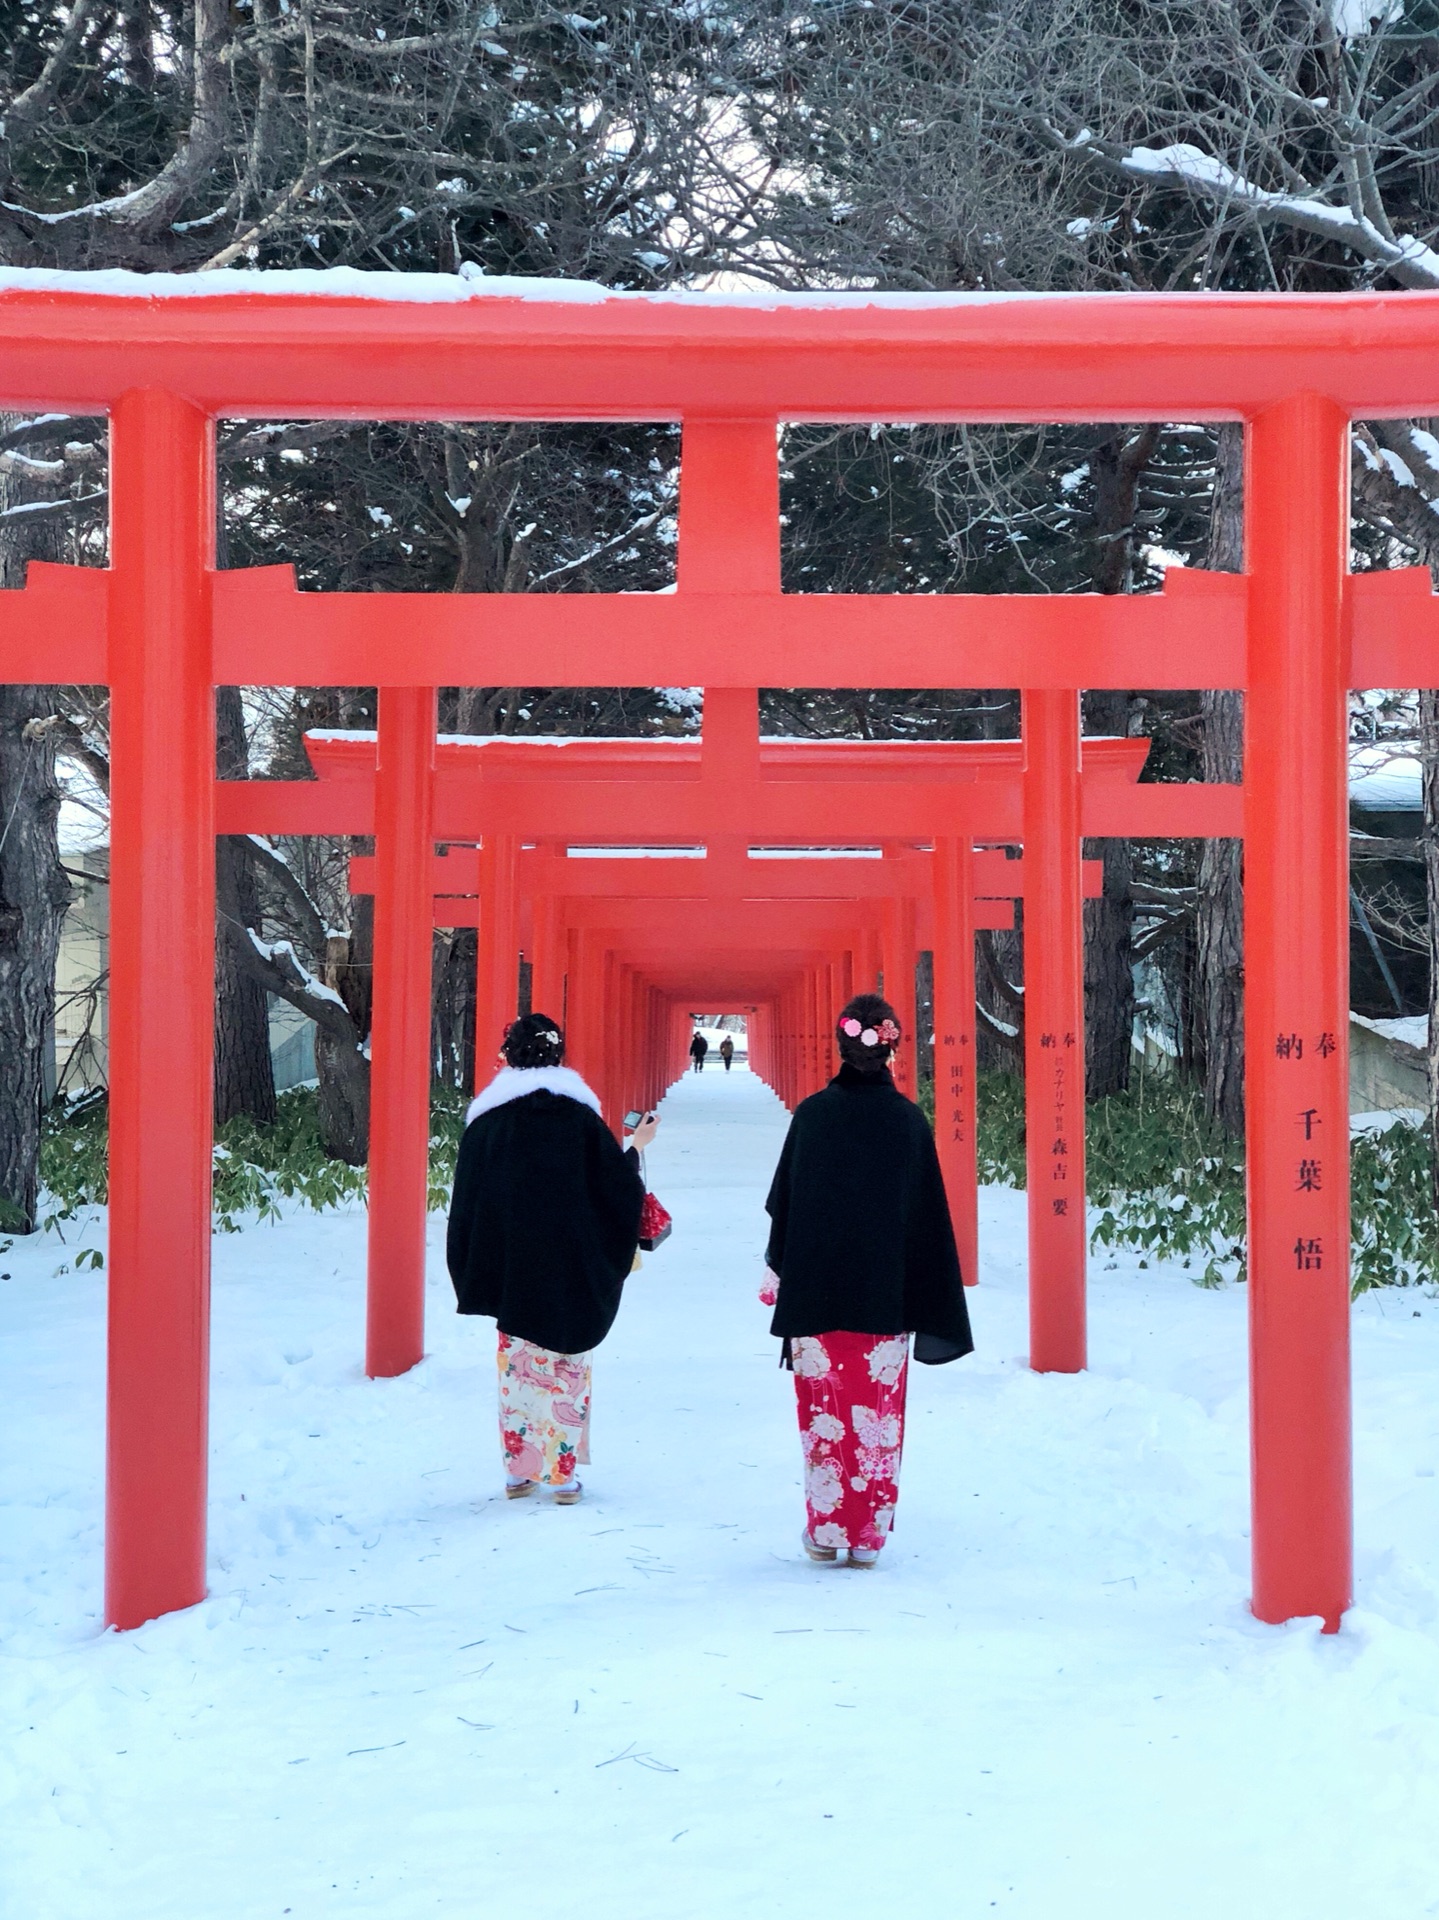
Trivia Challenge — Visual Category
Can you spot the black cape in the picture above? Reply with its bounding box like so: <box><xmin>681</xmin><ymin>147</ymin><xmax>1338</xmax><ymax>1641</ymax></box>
<box><xmin>446</xmin><ymin>1088</ymin><xmax>645</xmax><ymax>1354</ymax></box>
<box><xmin>764</xmin><ymin>1064</ymin><xmax>973</xmax><ymax>1365</ymax></box>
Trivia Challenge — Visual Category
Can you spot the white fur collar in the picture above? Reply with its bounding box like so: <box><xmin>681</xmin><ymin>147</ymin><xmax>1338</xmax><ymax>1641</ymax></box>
<box><xmin>465</xmin><ymin>1065</ymin><xmax>603</xmax><ymax>1126</ymax></box>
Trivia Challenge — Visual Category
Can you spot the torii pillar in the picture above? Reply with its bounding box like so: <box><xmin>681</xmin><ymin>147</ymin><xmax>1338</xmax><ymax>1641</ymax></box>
<box><xmin>365</xmin><ymin>686</ymin><xmax>436</xmax><ymax>1380</ymax></box>
<box><xmin>105</xmin><ymin>389</ymin><xmax>216</xmax><ymax>1629</ymax></box>
<box><xmin>932</xmin><ymin>837</ymin><xmax>979</xmax><ymax>1288</ymax></box>
<box><xmin>1023</xmin><ymin>688</ymin><xmax>1087</xmax><ymax>1373</ymax></box>
<box><xmin>1245</xmin><ymin>396</ymin><xmax>1351</xmax><ymax>1630</ymax></box>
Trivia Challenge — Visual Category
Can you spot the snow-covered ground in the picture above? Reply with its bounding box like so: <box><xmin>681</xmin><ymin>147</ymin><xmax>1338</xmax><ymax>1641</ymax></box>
<box><xmin>4</xmin><ymin>1066</ymin><xmax>1439</xmax><ymax>1919</ymax></box>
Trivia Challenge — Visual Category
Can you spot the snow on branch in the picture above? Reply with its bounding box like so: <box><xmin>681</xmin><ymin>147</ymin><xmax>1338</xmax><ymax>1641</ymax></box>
<box><xmin>0</xmin><ymin>491</ymin><xmax>106</xmax><ymax>524</ymax></box>
<box><xmin>246</xmin><ymin>929</ymin><xmax>348</xmax><ymax>1012</ymax></box>
<box><xmin>1046</xmin><ymin>129</ymin><xmax>1439</xmax><ymax>290</ymax></box>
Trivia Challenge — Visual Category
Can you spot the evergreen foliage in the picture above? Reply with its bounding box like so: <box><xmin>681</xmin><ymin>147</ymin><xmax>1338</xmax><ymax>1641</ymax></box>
<box><xmin>968</xmin><ymin>1070</ymin><xmax>1439</xmax><ymax>1294</ymax></box>
<box><xmin>38</xmin><ymin>1084</ymin><xmax>472</xmax><ymax>1240</ymax></box>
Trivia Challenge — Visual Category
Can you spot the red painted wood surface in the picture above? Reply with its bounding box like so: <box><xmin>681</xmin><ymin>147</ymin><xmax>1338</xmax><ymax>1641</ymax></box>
<box><xmin>104</xmin><ymin>389</ymin><xmax>215</xmax><ymax>1632</ymax></box>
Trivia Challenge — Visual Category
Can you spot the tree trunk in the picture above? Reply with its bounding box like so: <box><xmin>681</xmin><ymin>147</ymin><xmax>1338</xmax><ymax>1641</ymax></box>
<box><xmin>0</xmin><ymin>437</ymin><xmax>71</xmax><ymax>1232</ymax></box>
<box><xmin>319</xmin><ymin>903</ymin><xmax>372</xmax><ymax>1163</ymax></box>
<box><xmin>1082</xmin><ymin>691</ymin><xmax>1136</xmax><ymax>1099</ymax></box>
<box><xmin>915</xmin><ymin>946</ymin><xmax>935</xmax><ymax>1100</ymax></box>
<box><xmin>1080</xmin><ymin>425</ymin><xmax>1157</xmax><ymax>1097</ymax></box>
<box><xmin>214</xmin><ymin>685</ymin><xmax>277</xmax><ymax>1126</ymax></box>
<box><xmin>1421</xmin><ymin>688</ymin><xmax>1439</xmax><ymax>1214</ymax></box>
<box><xmin>432</xmin><ymin>926</ymin><xmax>477</xmax><ymax>1094</ymax></box>
<box><xmin>975</xmin><ymin>925</ymin><xmax>1024</xmax><ymax>1072</ymax></box>
<box><xmin>0</xmin><ymin>685</ymin><xmax>70</xmax><ymax>1231</ymax></box>
<box><xmin>315</xmin><ymin>1021</ymin><xmax>370</xmax><ymax>1165</ymax></box>
<box><xmin>1194</xmin><ymin>422</ymin><xmax>1246</xmax><ymax>1133</ymax></box>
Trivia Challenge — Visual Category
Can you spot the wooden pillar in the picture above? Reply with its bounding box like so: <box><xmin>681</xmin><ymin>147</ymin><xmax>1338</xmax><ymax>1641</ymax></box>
<box><xmin>933</xmin><ymin>838</ymin><xmax>980</xmax><ymax>1287</ymax></box>
<box><xmin>568</xmin><ymin>929</ymin><xmax>603</xmax><ymax>1092</ymax></box>
<box><xmin>105</xmin><ymin>388</ymin><xmax>215</xmax><ymax>1629</ymax></box>
<box><xmin>857</xmin><ymin>921</ymin><xmax>881</xmax><ymax>995</ymax></box>
<box><xmin>365</xmin><ymin>685</ymin><xmax>436</xmax><ymax>1381</ymax></box>
<box><xmin>1245</xmin><ymin>395</ymin><xmax>1352</xmax><ymax>1631</ymax></box>
<box><xmin>882</xmin><ymin>892</ymin><xmax>918</xmax><ymax>1099</ymax></box>
<box><xmin>1022</xmin><ymin>688</ymin><xmax>1087</xmax><ymax>1374</ymax></box>
<box><xmin>530</xmin><ymin>875</ymin><xmax>566</xmax><ymax>1023</ymax></box>
<box><xmin>475</xmin><ymin>833</ymin><xmax>519</xmax><ymax>1077</ymax></box>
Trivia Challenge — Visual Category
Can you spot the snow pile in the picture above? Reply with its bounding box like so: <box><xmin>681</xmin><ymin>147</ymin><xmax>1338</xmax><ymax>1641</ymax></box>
<box><xmin>3</xmin><ymin>1067</ymin><xmax>1439</xmax><ymax>1917</ymax></box>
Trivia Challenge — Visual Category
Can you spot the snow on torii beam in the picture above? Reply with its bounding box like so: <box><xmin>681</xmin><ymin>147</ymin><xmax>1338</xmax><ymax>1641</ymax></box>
<box><xmin>0</xmin><ymin>269</ymin><xmax>1418</xmax><ymax>1640</ymax></box>
<box><xmin>2</xmin><ymin>268</ymin><xmax>1439</xmax><ymax>416</ymax></box>
<box><xmin>216</xmin><ymin>730</ymin><xmax>1242</xmax><ymax>841</ymax></box>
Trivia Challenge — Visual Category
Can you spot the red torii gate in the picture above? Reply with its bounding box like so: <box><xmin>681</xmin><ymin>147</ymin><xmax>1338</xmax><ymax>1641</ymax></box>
<box><xmin>333</xmin><ymin>728</ymin><xmax>1118</xmax><ymax>1291</ymax></box>
<box><xmin>292</xmin><ymin>720</ymin><xmax>1180</xmax><ymax>1253</ymax></box>
<box><xmin>6</xmin><ymin>273</ymin><xmax>1439</xmax><ymax>1634</ymax></box>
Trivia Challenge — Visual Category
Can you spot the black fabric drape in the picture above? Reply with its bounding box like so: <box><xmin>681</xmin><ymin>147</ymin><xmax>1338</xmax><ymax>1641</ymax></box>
<box><xmin>765</xmin><ymin>1064</ymin><xmax>973</xmax><ymax>1365</ymax></box>
<box><xmin>446</xmin><ymin>1090</ymin><xmax>645</xmax><ymax>1354</ymax></box>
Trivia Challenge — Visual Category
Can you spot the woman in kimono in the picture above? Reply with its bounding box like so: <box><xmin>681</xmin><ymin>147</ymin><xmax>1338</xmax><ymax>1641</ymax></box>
<box><xmin>447</xmin><ymin>1012</ymin><xmax>655</xmax><ymax>1504</ymax></box>
<box><xmin>761</xmin><ymin>992</ymin><xmax>972</xmax><ymax>1566</ymax></box>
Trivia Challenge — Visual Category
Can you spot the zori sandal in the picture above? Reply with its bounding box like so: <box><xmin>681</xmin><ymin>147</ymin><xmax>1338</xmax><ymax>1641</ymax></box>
<box><xmin>802</xmin><ymin>1531</ymin><xmax>839</xmax><ymax>1564</ymax></box>
<box><xmin>505</xmin><ymin>1479</ymin><xmax>536</xmax><ymax>1500</ymax></box>
<box><xmin>554</xmin><ymin>1482</ymin><xmax>583</xmax><ymax>1505</ymax></box>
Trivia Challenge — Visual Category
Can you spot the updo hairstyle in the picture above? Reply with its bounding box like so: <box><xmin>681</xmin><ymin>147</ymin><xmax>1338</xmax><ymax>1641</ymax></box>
<box><xmin>501</xmin><ymin>1011</ymin><xmax>565</xmax><ymax>1069</ymax></box>
<box><xmin>836</xmin><ymin>992</ymin><xmax>901</xmax><ymax>1074</ymax></box>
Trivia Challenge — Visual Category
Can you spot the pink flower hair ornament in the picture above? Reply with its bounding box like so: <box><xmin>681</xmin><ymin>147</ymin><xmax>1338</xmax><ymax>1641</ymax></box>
<box><xmin>838</xmin><ymin>1015</ymin><xmax>901</xmax><ymax>1047</ymax></box>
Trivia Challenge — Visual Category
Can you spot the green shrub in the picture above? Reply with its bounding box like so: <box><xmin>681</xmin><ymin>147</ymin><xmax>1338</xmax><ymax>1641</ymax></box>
<box><xmin>972</xmin><ymin>1069</ymin><xmax>1436</xmax><ymax>1294</ymax></box>
<box><xmin>1349</xmin><ymin>1118</ymin><xmax>1439</xmax><ymax>1293</ymax></box>
<box><xmin>41</xmin><ymin>1073</ymin><xmax>1439</xmax><ymax>1293</ymax></box>
<box><xmin>38</xmin><ymin>1083</ymin><xmax>476</xmax><ymax>1242</ymax></box>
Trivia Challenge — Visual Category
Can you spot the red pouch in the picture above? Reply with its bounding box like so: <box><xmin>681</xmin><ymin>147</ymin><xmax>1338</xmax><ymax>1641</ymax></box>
<box><xmin>638</xmin><ymin>1190</ymin><xmax>673</xmax><ymax>1252</ymax></box>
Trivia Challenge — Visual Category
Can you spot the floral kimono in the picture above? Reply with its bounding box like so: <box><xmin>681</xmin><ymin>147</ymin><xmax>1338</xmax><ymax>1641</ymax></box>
<box><xmin>791</xmin><ymin>1330</ymin><xmax>910</xmax><ymax>1553</ymax></box>
<box><xmin>497</xmin><ymin>1333</ymin><xmax>592</xmax><ymax>1487</ymax></box>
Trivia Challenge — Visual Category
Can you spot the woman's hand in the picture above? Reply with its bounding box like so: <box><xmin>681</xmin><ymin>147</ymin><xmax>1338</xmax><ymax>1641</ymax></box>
<box><xmin>630</xmin><ymin>1112</ymin><xmax>660</xmax><ymax>1152</ymax></box>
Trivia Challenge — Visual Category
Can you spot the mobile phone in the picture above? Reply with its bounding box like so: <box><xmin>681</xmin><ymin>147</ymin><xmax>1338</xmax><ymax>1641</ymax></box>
<box><xmin>624</xmin><ymin>1110</ymin><xmax>644</xmax><ymax>1130</ymax></box>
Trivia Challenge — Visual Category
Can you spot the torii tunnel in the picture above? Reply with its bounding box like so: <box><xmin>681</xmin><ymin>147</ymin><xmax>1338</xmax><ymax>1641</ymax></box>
<box><xmin>7</xmin><ymin>276</ymin><xmax>1439</xmax><ymax>1636</ymax></box>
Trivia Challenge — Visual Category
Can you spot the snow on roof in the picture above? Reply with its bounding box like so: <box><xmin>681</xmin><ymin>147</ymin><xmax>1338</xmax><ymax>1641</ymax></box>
<box><xmin>1351</xmin><ymin>1012</ymin><xmax>1427</xmax><ymax>1051</ymax></box>
<box><xmin>1350</xmin><ymin>745</ymin><xmax>1422</xmax><ymax>811</ymax></box>
<box><xmin>0</xmin><ymin>264</ymin><xmax>1057</xmax><ymax>310</ymax></box>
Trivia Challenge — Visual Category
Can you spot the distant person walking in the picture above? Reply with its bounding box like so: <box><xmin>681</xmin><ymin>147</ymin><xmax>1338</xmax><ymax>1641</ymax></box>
<box><xmin>689</xmin><ymin>1030</ymin><xmax>709</xmax><ymax>1073</ymax></box>
<box><xmin>447</xmin><ymin>1012</ymin><xmax>657</xmax><ymax>1504</ymax></box>
<box><xmin>719</xmin><ymin>1035</ymin><xmax>735</xmax><ymax>1072</ymax></box>
<box><xmin>760</xmin><ymin>992</ymin><xmax>971</xmax><ymax>1567</ymax></box>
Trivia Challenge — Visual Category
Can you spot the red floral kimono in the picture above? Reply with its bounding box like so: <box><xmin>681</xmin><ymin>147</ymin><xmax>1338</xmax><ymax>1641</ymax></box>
<box><xmin>791</xmin><ymin>1330</ymin><xmax>910</xmax><ymax>1553</ymax></box>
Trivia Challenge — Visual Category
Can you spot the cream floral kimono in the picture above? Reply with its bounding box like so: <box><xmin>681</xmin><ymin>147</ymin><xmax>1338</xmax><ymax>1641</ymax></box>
<box><xmin>497</xmin><ymin>1332</ymin><xmax>592</xmax><ymax>1487</ymax></box>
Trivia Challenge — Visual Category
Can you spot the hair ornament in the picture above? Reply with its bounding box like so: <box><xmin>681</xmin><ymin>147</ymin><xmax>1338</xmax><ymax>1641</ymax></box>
<box><xmin>838</xmin><ymin>1014</ymin><xmax>900</xmax><ymax>1048</ymax></box>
